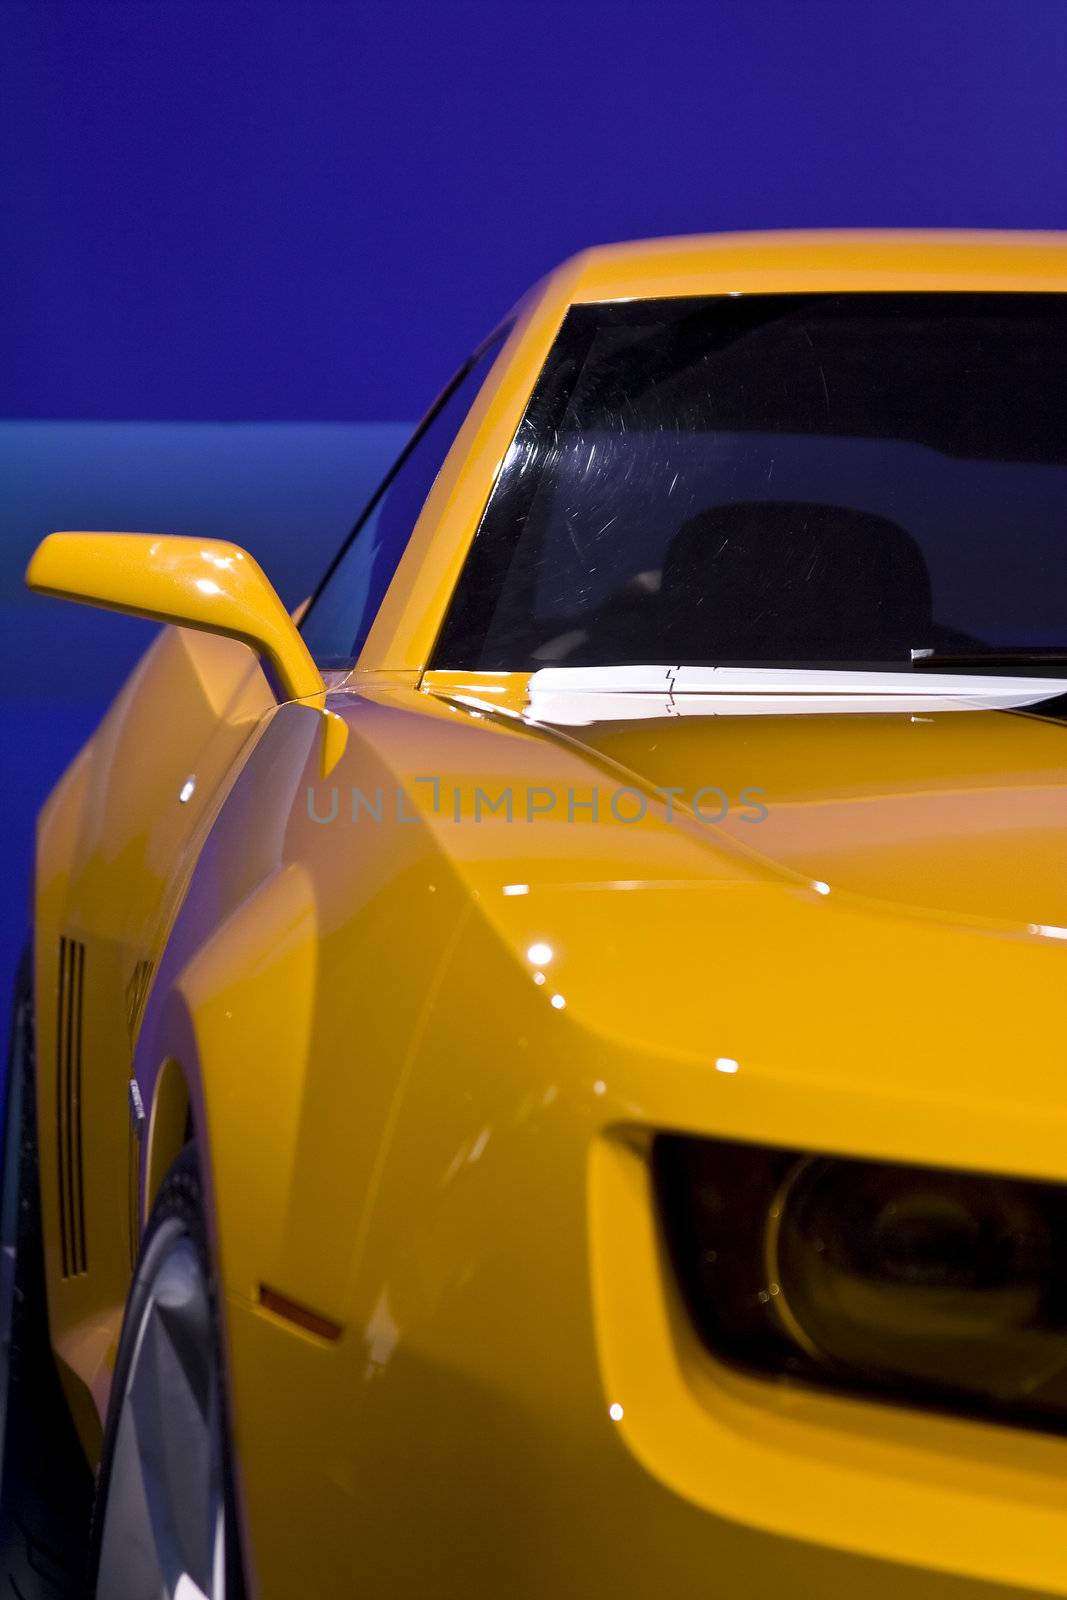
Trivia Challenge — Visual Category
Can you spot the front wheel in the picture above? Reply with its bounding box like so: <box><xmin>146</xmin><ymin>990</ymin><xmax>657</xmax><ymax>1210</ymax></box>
<box><xmin>89</xmin><ymin>1146</ymin><xmax>245</xmax><ymax>1600</ymax></box>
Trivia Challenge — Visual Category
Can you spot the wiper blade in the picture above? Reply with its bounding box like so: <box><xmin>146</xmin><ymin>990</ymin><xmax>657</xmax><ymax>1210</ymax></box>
<box><xmin>911</xmin><ymin>648</ymin><xmax>1067</xmax><ymax>671</ymax></box>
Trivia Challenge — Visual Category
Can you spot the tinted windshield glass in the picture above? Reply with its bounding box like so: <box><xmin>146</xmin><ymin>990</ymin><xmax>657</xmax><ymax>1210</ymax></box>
<box><xmin>433</xmin><ymin>294</ymin><xmax>1067</xmax><ymax>672</ymax></box>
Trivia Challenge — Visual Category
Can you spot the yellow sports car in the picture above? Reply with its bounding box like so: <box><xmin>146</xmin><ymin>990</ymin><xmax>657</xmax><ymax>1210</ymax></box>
<box><xmin>6</xmin><ymin>231</ymin><xmax>1067</xmax><ymax>1600</ymax></box>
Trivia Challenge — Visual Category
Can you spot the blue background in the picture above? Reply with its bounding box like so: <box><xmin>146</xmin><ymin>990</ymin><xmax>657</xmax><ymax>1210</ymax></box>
<box><xmin>3</xmin><ymin>0</ymin><xmax>1067</xmax><ymax>1016</ymax></box>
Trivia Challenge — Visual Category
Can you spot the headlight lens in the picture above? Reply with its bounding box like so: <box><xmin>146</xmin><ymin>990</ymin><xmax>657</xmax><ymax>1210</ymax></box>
<box><xmin>654</xmin><ymin>1135</ymin><xmax>1067</xmax><ymax>1433</ymax></box>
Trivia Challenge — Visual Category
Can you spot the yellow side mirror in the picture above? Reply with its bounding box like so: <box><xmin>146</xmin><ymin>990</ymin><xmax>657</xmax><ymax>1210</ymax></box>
<box><xmin>26</xmin><ymin>531</ymin><xmax>347</xmax><ymax>775</ymax></box>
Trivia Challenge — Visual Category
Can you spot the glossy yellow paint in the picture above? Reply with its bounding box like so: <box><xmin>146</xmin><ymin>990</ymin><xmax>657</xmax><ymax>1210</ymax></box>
<box><xmin>25</xmin><ymin>232</ymin><xmax>1067</xmax><ymax>1599</ymax></box>
<box><xmin>27</xmin><ymin>531</ymin><xmax>347</xmax><ymax>774</ymax></box>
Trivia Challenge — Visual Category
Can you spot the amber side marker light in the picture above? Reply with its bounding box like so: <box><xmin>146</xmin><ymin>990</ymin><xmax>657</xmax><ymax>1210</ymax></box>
<box><xmin>258</xmin><ymin>1285</ymin><xmax>344</xmax><ymax>1342</ymax></box>
<box><xmin>654</xmin><ymin>1133</ymin><xmax>1067</xmax><ymax>1436</ymax></box>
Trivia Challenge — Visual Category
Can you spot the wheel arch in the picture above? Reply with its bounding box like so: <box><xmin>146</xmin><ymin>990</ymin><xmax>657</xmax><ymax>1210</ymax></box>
<box><xmin>143</xmin><ymin>1055</ymin><xmax>192</xmax><ymax>1222</ymax></box>
<box><xmin>131</xmin><ymin>861</ymin><xmax>321</xmax><ymax>1307</ymax></box>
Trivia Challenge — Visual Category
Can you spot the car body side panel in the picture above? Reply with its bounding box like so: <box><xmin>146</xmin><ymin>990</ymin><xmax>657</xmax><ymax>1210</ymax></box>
<box><xmin>123</xmin><ymin>691</ymin><xmax>481</xmax><ymax>1595</ymax></box>
<box><xmin>33</xmin><ymin>621</ymin><xmax>271</xmax><ymax>1436</ymax></box>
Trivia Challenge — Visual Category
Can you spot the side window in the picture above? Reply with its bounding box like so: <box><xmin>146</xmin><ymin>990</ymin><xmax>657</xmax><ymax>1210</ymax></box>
<box><xmin>301</xmin><ymin>329</ymin><xmax>509</xmax><ymax>666</ymax></box>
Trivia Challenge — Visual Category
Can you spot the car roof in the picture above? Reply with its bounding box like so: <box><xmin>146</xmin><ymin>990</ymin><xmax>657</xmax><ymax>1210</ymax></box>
<box><xmin>540</xmin><ymin>229</ymin><xmax>1067</xmax><ymax>305</ymax></box>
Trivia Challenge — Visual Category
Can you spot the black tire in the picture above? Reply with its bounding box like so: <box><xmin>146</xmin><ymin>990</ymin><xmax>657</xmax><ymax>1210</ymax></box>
<box><xmin>0</xmin><ymin>947</ymin><xmax>94</xmax><ymax>1597</ymax></box>
<box><xmin>87</xmin><ymin>1145</ymin><xmax>246</xmax><ymax>1600</ymax></box>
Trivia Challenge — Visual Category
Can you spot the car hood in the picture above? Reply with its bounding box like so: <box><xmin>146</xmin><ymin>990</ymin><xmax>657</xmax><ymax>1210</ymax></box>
<box><xmin>333</xmin><ymin>678</ymin><xmax>1067</xmax><ymax>1161</ymax></box>
<box><xmin>522</xmin><ymin>698</ymin><xmax>1067</xmax><ymax>933</ymax></box>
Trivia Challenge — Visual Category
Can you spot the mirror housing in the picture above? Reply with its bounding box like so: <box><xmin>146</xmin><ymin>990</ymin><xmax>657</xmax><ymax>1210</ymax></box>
<box><xmin>26</xmin><ymin>532</ymin><xmax>347</xmax><ymax>774</ymax></box>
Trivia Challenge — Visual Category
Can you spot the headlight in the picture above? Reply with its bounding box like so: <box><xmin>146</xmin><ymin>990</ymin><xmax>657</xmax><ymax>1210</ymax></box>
<box><xmin>654</xmin><ymin>1135</ymin><xmax>1067</xmax><ymax>1434</ymax></box>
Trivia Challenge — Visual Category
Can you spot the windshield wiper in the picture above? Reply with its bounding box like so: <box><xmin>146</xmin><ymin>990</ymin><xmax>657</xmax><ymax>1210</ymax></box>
<box><xmin>911</xmin><ymin>648</ymin><xmax>1067</xmax><ymax>671</ymax></box>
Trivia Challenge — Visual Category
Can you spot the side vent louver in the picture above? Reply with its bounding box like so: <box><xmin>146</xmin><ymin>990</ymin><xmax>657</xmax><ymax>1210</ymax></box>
<box><xmin>56</xmin><ymin>937</ymin><xmax>87</xmax><ymax>1277</ymax></box>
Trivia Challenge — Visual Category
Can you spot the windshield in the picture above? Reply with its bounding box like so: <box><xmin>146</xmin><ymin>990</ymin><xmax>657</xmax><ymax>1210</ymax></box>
<box><xmin>432</xmin><ymin>293</ymin><xmax>1067</xmax><ymax>674</ymax></box>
